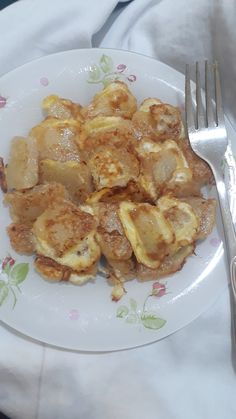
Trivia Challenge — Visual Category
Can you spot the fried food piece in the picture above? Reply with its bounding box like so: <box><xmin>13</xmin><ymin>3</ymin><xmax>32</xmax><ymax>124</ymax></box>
<box><xmin>34</xmin><ymin>255</ymin><xmax>72</xmax><ymax>282</ymax></box>
<box><xmin>35</xmin><ymin>255</ymin><xmax>98</xmax><ymax>284</ymax></box>
<box><xmin>33</xmin><ymin>200</ymin><xmax>100</xmax><ymax>271</ymax></box>
<box><xmin>119</xmin><ymin>202</ymin><xmax>174</xmax><ymax>269</ymax></box>
<box><xmin>103</xmin><ymin>258</ymin><xmax>136</xmax><ymax>301</ymax></box>
<box><xmin>87</xmin><ymin>145</ymin><xmax>139</xmax><ymax>190</ymax></box>
<box><xmin>139</xmin><ymin>98</ymin><xmax>162</xmax><ymax>112</ymax></box>
<box><xmin>181</xmin><ymin>197</ymin><xmax>216</xmax><ymax>240</ymax></box>
<box><xmin>82</xmin><ymin>81</ymin><xmax>137</xmax><ymax>120</ymax></box>
<box><xmin>132</xmin><ymin>99</ymin><xmax>163</xmax><ymax>140</ymax></box>
<box><xmin>4</xmin><ymin>182</ymin><xmax>68</xmax><ymax>223</ymax></box>
<box><xmin>0</xmin><ymin>157</ymin><xmax>7</xmax><ymax>193</ymax></box>
<box><xmin>157</xmin><ymin>196</ymin><xmax>199</xmax><ymax>252</ymax></box>
<box><xmin>164</xmin><ymin>180</ymin><xmax>202</xmax><ymax>198</ymax></box>
<box><xmin>86</xmin><ymin>181</ymin><xmax>152</xmax><ymax>205</ymax></box>
<box><xmin>97</xmin><ymin>231</ymin><xmax>132</xmax><ymax>261</ymax></box>
<box><xmin>111</xmin><ymin>283</ymin><xmax>127</xmax><ymax>301</ymax></box>
<box><xmin>39</xmin><ymin>159</ymin><xmax>93</xmax><ymax>204</ymax></box>
<box><xmin>5</xmin><ymin>136</ymin><xmax>38</xmax><ymax>190</ymax></box>
<box><xmin>136</xmin><ymin>244</ymin><xmax>195</xmax><ymax>281</ymax></box>
<box><xmin>180</xmin><ymin>139</ymin><xmax>213</xmax><ymax>185</ymax></box>
<box><xmin>106</xmin><ymin>258</ymin><xmax>136</xmax><ymax>282</ymax></box>
<box><xmin>33</xmin><ymin>200</ymin><xmax>96</xmax><ymax>256</ymax></box>
<box><xmin>30</xmin><ymin>117</ymin><xmax>81</xmax><ymax>162</ymax></box>
<box><xmin>136</xmin><ymin>138</ymin><xmax>193</xmax><ymax>200</ymax></box>
<box><xmin>7</xmin><ymin>223</ymin><xmax>35</xmax><ymax>255</ymax></box>
<box><xmin>42</xmin><ymin>95</ymin><xmax>83</xmax><ymax>121</ymax></box>
<box><xmin>77</xmin><ymin>116</ymin><xmax>135</xmax><ymax>160</ymax></box>
<box><xmin>151</xmin><ymin>103</ymin><xmax>185</xmax><ymax>141</ymax></box>
<box><xmin>95</xmin><ymin>202</ymin><xmax>132</xmax><ymax>261</ymax></box>
<box><xmin>132</xmin><ymin>99</ymin><xmax>185</xmax><ymax>141</ymax></box>
<box><xmin>69</xmin><ymin>263</ymin><xmax>98</xmax><ymax>285</ymax></box>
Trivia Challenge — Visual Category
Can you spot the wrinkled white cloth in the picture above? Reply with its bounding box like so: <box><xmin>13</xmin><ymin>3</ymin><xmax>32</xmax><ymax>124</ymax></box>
<box><xmin>0</xmin><ymin>1</ymin><xmax>236</xmax><ymax>418</ymax></box>
<box><xmin>101</xmin><ymin>0</ymin><xmax>236</xmax><ymax>129</ymax></box>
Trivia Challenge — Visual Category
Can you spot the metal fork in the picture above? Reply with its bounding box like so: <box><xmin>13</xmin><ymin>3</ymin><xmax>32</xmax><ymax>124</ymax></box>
<box><xmin>185</xmin><ymin>61</ymin><xmax>236</xmax><ymax>347</ymax></box>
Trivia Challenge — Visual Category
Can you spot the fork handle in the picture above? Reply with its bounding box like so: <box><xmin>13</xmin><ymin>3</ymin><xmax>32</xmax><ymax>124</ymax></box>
<box><xmin>214</xmin><ymin>169</ymin><xmax>236</xmax><ymax>345</ymax></box>
<box><xmin>230</xmin><ymin>258</ymin><xmax>236</xmax><ymax>347</ymax></box>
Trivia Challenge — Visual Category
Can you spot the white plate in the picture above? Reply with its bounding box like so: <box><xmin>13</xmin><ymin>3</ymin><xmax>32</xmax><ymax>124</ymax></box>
<box><xmin>0</xmin><ymin>48</ymin><xmax>234</xmax><ymax>351</ymax></box>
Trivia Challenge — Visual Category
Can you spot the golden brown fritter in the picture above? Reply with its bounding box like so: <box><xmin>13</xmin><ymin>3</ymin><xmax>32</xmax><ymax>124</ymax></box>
<box><xmin>106</xmin><ymin>258</ymin><xmax>136</xmax><ymax>282</ymax></box>
<box><xmin>181</xmin><ymin>197</ymin><xmax>216</xmax><ymax>240</ymax></box>
<box><xmin>30</xmin><ymin>117</ymin><xmax>81</xmax><ymax>162</ymax></box>
<box><xmin>33</xmin><ymin>200</ymin><xmax>100</xmax><ymax>272</ymax></box>
<box><xmin>42</xmin><ymin>95</ymin><xmax>84</xmax><ymax>121</ymax></box>
<box><xmin>34</xmin><ymin>255</ymin><xmax>98</xmax><ymax>284</ymax></box>
<box><xmin>34</xmin><ymin>255</ymin><xmax>72</xmax><ymax>282</ymax></box>
<box><xmin>132</xmin><ymin>99</ymin><xmax>184</xmax><ymax>142</ymax></box>
<box><xmin>33</xmin><ymin>200</ymin><xmax>96</xmax><ymax>257</ymax></box>
<box><xmin>6</xmin><ymin>136</ymin><xmax>38</xmax><ymax>190</ymax></box>
<box><xmin>87</xmin><ymin>145</ymin><xmax>139</xmax><ymax>190</ymax></box>
<box><xmin>7</xmin><ymin>223</ymin><xmax>35</xmax><ymax>255</ymax></box>
<box><xmin>4</xmin><ymin>182</ymin><xmax>68</xmax><ymax>224</ymax></box>
<box><xmin>180</xmin><ymin>139</ymin><xmax>214</xmax><ymax>186</ymax></box>
<box><xmin>136</xmin><ymin>244</ymin><xmax>195</xmax><ymax>281</ymax></box>
<box><xmin>95</xmin><ymin>202</ymin><xmax>132</xmax><ymax>261</ymax></box>
<box><xmin>35</xmin><ymin>255</ymin><xmax>99</xmax><ymax>285</ymax></box>
<box><xmin>157</xmin><ymin>196</ymin><xmax>199</xmax><ymax>252</ymax></box>
<box><xmin>77</xmin><ymin>116</ymin><xmax>135</xmax><ymax>161</ymax></box>
<box><xmin>86</xmin><ymin>181</ymin><xmax>152</xmax><ymax>205</ymax></box>
<box><xmin>135</xmin><ymin>138</ymin><xmax>194</xmax><ymax>201</ymax></box>
<box><xmin>163</xmin><ymin>180</ymin><xmax>202</xmax><ymax>198</ymax></box>
<box><xmin>119</xmin><ymin>202</ymin><xmax>174</xmax><ymax>269</ymax></box>
<box><xmin>39</xmin><ymin>159</ymin><xmax>93</xmax><ymax>204</ymax></box>
<box><xmin>81</xmin><ymin>81</ymin><xmax>137</xmax><ymax>120</ymax></box>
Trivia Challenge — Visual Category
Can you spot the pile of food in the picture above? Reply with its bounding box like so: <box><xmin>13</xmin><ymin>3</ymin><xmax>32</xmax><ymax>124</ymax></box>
<box><xmin>0</xmin><ymin>81</ymin><xmax>216</xmax><ymax>300</ymax></box>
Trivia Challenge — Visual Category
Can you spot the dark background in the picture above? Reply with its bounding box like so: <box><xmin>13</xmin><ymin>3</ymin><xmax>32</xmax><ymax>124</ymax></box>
<box><xmin>0</xmin><ymin>0</ymin><xmax>17</xmax><ymax>10</ymax></box>
<box><xmin>0</xmin><ymin>413</ymin><xmax>10</xmax><ymax>419</ymax></box>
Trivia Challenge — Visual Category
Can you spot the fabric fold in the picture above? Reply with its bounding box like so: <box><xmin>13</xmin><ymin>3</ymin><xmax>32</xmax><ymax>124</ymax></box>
<box><xmin>0</xmin><ymin>1</ymin><xmax>236</xmax><ymax>418</ymax></box>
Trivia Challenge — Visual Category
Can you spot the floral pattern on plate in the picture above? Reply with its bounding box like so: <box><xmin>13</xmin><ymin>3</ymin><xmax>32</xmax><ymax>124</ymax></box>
<box><xmin>87</xmin><ymin>54</ymin><xmax>137</xmax><ymax>87</ymax></box>
<box><xmin>0</xmin><ymin>255</ymin><xmax>29</xmax><ymax>309</ymax></box>
<box><xmin>0</xmin><ymin>95</ymin><xmax>7</xmax><ymax>108</ymax></box>
<box><xmin>116</xmin><ymin>282</ymin><xmax>167</xmax><ymax>330</ymax></box>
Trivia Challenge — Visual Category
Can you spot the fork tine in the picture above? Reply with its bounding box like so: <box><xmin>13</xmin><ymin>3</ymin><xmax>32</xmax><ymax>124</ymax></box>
<box><xmin>185</xmin><ymin>64</ymin><xmax>195</xmax><ymax>131</ymax></box>
<box><xmin>205</xmin><ymin>61</ymin><xmax>215</xmax><ymax>127</ymax></box>
<box><xmin>214</xmin><ymin>61</ymin><xmax>225</xmax><ymax>127</ymax></box>
<box><xmin>196</xmin><ymin>62</ymin><xmax>205</xmax><ymax>129</ymax></box>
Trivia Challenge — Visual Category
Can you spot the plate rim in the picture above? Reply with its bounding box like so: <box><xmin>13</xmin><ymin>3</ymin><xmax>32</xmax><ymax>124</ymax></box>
<box><xmin>0</xmin><ymin>47</ymin><xmax>185</xmax><ymax>82</ymax></box>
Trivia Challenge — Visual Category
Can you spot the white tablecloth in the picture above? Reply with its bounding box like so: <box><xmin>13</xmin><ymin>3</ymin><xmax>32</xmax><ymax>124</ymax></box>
<box><xmin>0</xmin><ymin>1</ymin><xmax>236</xmax><ymax>418</ymax></box>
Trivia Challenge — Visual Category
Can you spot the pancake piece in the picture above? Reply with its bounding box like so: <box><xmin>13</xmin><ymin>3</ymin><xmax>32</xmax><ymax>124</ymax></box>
<box><xmin>82</xmin><ymin>81</ymin><xmax>137</xmax><ymax>120</ymax></box>
<box><xmin>33</xmin><ymin>200</ymin><xmax>100</xmax><ymax>272</ymax></box>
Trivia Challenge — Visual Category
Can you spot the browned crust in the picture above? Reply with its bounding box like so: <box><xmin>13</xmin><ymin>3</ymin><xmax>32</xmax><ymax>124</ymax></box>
<box><xmin>34</xmin><ymin>255</ymin><xmax>98</xmax><ymax>283</ymax></box>
<box><xmin>151</xmin><ymin>103</ymin><xmax>183</xmax><ymax>141</ymax></box>
<box><xmin>106</xmin><ymin>258</ymin><xmax>136</xmax><ymax>285</ymax></box>
<box><xmin>7</xmin><ymin>223</ymin><xmax>35</xmax><ymax>255</ymax></box>
<box><xmin>81</xmin><ymin>81</ymin><xmax>137</xmax><ymax>120</ymax></box>
<box><xmin>136</xmin><ymin>244</ymin><xmax>195</xmax><ymax>281</ymax></box>
<box><xmin>4</xmin><ymin>182</ymin><xmax>68</xmax><ymax>224</ymax></box>
<box><xmin>132</xmin><ymin>103</ymin><xmax>183</xmax><ymax>142</ymax></box>
<box><xmin>180</xmin><ymin>140</ymin><xmax>214</xmax><ymax>185</ymax></box>
<box><xmin>181</xmin><ymin>197</ymin><xmax>217</xmax><ymax>240</ymax></box>
<box><xmin>0</xmin><ymin>157</ymin><xmax>7</xmax><ymax>193</ymax></box>
<box><xmin>34</xmin><ymin>255</ymin><xmax>72</xmax><ymax>282</ymax></box>
<box><xmin>33</xmin><ymin>200</ymin><xmax>96</xmax><ymax>257</ymax></box>
<box><xmin>95</xmin><ymin>202</ymin><xmax>132</xmax><ymax>261</ymax></box>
